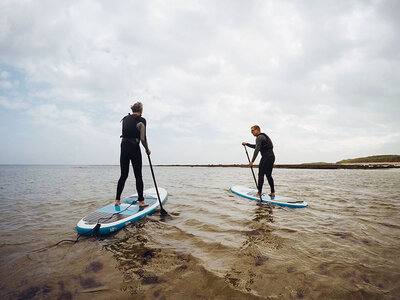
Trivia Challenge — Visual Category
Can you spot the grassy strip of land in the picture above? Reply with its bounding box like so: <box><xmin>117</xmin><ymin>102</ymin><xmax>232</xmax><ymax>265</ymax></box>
<box><xmin>275</xmin><ymin>163</ymin><xmax>399</xmax><ymax>169</ymax></box>
<box><xmin>336</xmin><ymin>155</ymin><xmax>400</xmax><ymax>163</ymax></box>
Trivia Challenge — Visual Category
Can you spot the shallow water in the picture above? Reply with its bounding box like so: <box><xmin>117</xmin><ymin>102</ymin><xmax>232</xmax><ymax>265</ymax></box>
<box><xmin>0</xmin><ymin>165</ymin><xmax>399</xmax><ymax>299</ymax></box>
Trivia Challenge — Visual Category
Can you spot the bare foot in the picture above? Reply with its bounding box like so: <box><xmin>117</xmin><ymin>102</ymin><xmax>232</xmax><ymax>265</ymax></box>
<box><xmin>268</xmin><ymin>193</ymin><xmax>275</xmax><ymax>198</ymax></box>
<box><xmin>115</xmin><ymin>200</ymin><xmax>121</xmax><ymax>206</ymax></box>
<box><xmin>139</xmin><ymin>201</ymin><xmax>149</xmax><ymax>207</ymax></box>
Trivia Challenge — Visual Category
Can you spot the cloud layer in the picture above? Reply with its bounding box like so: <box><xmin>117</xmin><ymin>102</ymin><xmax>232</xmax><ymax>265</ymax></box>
<box><xmin>1</xmin><ymin>0</ymin><xmax>399</xmax><ymax>164</ymax></box>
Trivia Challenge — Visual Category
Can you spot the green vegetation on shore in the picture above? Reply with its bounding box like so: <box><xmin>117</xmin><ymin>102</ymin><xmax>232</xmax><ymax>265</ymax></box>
<box><xmin>336</xmin><ymin>155</ymin><xmax>400</xmax><ymax>164</ymax></box>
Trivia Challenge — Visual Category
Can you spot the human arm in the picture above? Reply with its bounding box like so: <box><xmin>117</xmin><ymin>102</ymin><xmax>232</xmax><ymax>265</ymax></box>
<box><xmin>137</xmin><ymin>122</ymin><xmax>151</xmax><ymax>155</ymax></box>
<box><xmin>242</xmin><ymin>142</ymin><xmax>256</xmax><ymax>149</ymax></box>
<box><xmin>251</xmin><ymin>135</ymin><xmax>266</xmax><ymax>162</ymax></box>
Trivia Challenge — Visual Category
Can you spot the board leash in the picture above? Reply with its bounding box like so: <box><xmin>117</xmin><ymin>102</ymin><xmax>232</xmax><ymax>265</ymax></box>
<box><xmin>28</xmin><ymin>201</ymin><xmax>137</xmax><ymax>254</ymax></box>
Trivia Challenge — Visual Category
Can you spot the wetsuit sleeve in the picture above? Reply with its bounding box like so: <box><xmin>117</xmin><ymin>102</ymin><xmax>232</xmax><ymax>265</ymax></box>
<box><xmin>137</xmin><ymin>122</ymin><xmax>149</xmax><ymax>151</ymax></box>
<box><xmin>251</xmin><ymin>135</ymin><xmax>265</xmax><ymax>162</ymax></box>
<box><xmin>246</xmin><ymin>143</ymin><xmax>256</xmax><ymax>149</ymax></box>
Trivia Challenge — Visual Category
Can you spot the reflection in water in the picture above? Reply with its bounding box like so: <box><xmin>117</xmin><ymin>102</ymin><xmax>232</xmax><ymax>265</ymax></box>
<box><xmin>104</xmin><ymin>220</ymin><xmax>262</xmax><ymax>299</ymax></box>
<box><xmin>224</xmin><ymin>203</ymin><xmax>275</xmax><ymax>296</ymax></box>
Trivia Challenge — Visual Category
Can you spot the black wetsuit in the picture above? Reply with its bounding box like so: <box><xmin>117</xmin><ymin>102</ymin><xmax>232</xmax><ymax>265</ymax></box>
<box><xmin>246</xmin><ymin>133</ymin><xmax>275</xmax><ymax>194</ymax></box>
<box><xmin>116</xmin><ymin>114</ymin><xmax>149</xmax><ymax>201</ymax></box>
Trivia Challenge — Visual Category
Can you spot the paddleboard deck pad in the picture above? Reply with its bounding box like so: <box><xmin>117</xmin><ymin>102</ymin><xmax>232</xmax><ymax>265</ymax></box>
<box><xmin>77</xmin><ymin>187</ymin><xmax>167</xmax><ymax>235</ymax></box>
<box><xmin>230</xmin><ymin>185</ymin><xmax>307</xmax><ymax>208</ymax></box>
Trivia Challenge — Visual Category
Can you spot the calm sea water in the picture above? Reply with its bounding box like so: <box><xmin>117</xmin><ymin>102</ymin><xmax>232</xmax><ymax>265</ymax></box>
<box><xmin>0</xmin><ymin>165</ymin><xmax>399</xmax><ymax>299</ymax></box>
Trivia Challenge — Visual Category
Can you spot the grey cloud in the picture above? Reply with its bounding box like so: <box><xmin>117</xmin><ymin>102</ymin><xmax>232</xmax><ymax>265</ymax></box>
<box><xmin>0</xmin><ymin>0</ymin><xmax>399</xmax><ymax>164</ymax></box>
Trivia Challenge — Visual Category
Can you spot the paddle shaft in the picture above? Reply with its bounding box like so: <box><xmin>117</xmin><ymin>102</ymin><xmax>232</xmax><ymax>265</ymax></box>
<box><xmin>147</xmin><ymin>154</ymin><xmax>168</xmax><ymax>215</ymax></box>
<box><xmin>243</xmin><ymin>145</ymin><xmax>263</xmax><ymax>202</ymax></box>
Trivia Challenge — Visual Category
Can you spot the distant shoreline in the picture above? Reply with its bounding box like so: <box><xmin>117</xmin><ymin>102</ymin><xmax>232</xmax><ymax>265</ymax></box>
<box><xmin>155</xmin><ymin>163</ymin><xmax>400</xmax><ymax>169</ymax></box>
<box><xmin>1</xmin><ymin>163</ymin><xmax>399</xmax><ymax>169</ymax></box>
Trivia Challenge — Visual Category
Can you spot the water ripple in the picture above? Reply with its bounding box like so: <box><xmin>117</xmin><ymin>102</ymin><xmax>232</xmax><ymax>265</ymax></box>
<box><xmin>0</xmin><ymin>165</ymin><xmax>399</xmax><ymax>299</ymax></box>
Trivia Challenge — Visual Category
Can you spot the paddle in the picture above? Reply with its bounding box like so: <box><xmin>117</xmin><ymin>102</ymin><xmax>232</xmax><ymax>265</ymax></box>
<box><xmin>147</xmin><ymin>154</ymin><xmax>169</xmax><ymax>216</ymax></box>
<box><xmin>243</xmin><ymin>145</ymin><xmax>263</xmax><ymax>203</ymax></box>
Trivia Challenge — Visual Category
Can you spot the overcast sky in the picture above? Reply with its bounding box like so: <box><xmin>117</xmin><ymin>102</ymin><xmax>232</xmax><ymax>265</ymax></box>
<box><xmin>0</xmin><ymin>0</ymin><xmax>399</xmax><ymax>165</ymax></box>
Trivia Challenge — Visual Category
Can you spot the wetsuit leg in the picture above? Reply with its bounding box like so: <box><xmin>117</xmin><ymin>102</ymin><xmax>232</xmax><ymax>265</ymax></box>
<box><xmin>116</xmin><ymin>141</ymin><xmax>130</xmax><ymax>200</ymax></box>
<box><xmin>131</xmin><ymin>144</ymin><xmax>144</xmax><ymax>201</ymax></box>
<box><xmin>265</xmin><ymin>155</ymin><xmax>275</xmax><ymax>194</ymax></box>
<box><xmin>257</xmin><ymin>156</ymin><xmax>267</xmax><ymax>194</ymax></box>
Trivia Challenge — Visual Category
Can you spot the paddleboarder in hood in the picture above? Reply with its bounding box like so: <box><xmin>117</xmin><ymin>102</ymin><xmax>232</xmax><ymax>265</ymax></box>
<box><xmin>115</xmin><ymin>102</ymin><xmax>151</xmax><ymax>207</ymax></box>
<box><xmin>242</xmin><ymin>125</ymin><xmax>275</xmax><ymax>198</ymax></box>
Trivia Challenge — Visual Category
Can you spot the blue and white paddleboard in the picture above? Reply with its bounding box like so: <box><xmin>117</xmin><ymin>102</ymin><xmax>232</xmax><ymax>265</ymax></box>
<box><xmin>77</xmin><ymin>187</ymin><xmax>167</xmax><ymax>235</ymax></box>
<box><xmin>230</xmin><ymin>185</ymin><xmax>307</xmax><ymax>208</ymax></box>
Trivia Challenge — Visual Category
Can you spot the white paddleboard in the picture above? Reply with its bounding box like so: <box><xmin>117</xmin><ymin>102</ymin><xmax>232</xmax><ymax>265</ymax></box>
<box><xmin>77</xmin><ymin>187</ymin><xmax>167</xmax><ymax>235</ymax></box>
<box><xmin>230</xmin><ymin>185</ymin><xmax>307</xmax><ymax>208</ymax></box>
